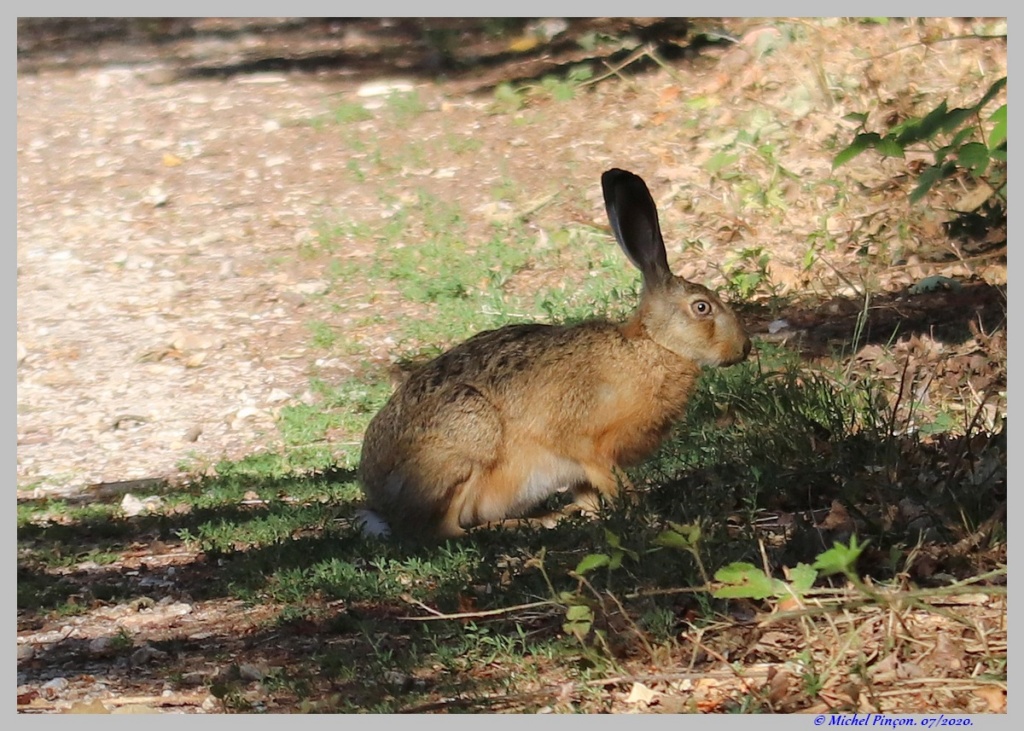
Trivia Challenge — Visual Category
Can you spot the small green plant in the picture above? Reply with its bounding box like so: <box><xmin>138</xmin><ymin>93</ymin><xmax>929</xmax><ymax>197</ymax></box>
<box><xmin>306</xmin><ymin>320</ymin><xmax>337</xmax><ymax>350</ymax></box>
<box><xmin>833</xmin><ymin>76</ymin><xmax>1006</xmax><ymax>204</ymax></box>
<box><xmin>718</xmin><ymin>245</ymin><xmax>776</xmax><ymax>300</ymax></box>
<box><xmin>713</xmin><ymin>560</ymin><xmax>818</xmax><ymax>601</ymax></box>
<box><xmin>539</xmin><ymin>65</ymin><xmax>593</xmax><ymax>102</ymax></box>
<box><xmin>385</xmin><ymin>90</ymin><xmax>427</xmax><ymax>122</ymax></box>
<box><xmin>110</xmin><ymin>627</ymin><xmax>135</xmax><ymax>652</ymax></box>
<box><xmin>492</xmin><ymin>82</ymin><xmax>525</xmax><ymax>114</ymax></box>
<box><xmin>332</xmin><ymin>101</ymin><xmax>372</xmax><ymax>125</ymax></box>
<box><xmin>490</xmin><ymin>65</ymin><xmax>594</xmax><ymax>114</ymax></box>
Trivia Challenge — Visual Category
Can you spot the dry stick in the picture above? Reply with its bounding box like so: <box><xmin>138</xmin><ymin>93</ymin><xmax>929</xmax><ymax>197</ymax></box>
<box><xmin>398</xmin><ymin>691</ymin><xmax>551</xmax><ymax>714</ymax></box>
<box><xmin>512</xmin><ymin>192</ymin><xmax>559</xmax><ymax>222</ymax></box>
<box><xmin>812</xmin><ymin>248</ymin><xmax>863</xmax><ymax>299</ymax></box>
<box><xmin>397</xmin><ymin>596</ymin><xmax>556</xmax><ymax>622</ymax></box>
<box><xmin>628</xmin><ymin>573</ymin><xmax>1006</xmax><ymax>604</ymax></box>
<box><xmin>23</xmin><ymin>694</ymin><xmax>211</xmax><ymax>712</ymax></box>
<box><xmin>756</xmin><ymin>585</ymin><xmax>1006</xmax><ymax>628</ymax></box>
<box><xmin>886</xmin><ymin>352</ymin><xmax>913</xmax><ymax>438</ymax></box>
<box><xmin>871</xmin><ymin>676</ymin><xmax>1006</xmax><ymax>693</ymax></box>
<box><xmin>586</xmin><ymin>667</ymin><xmax>769</xmax><ymax>688</ymax></box>
<box><xmin>578</xmin><ymin>45</ymin><xmax>650</xmax><ymax>89</ymax></box>
<box><xmin>861</xmin><ymin>34</ymin><xmax>1008</xmax><ymax>63</ymax></box>
<box><xmin>581</xmin><ymin>41</ymin><xmax>686</xmax><ymax>90</ymax></box>
<box><xmin>756</xmin><ymin>535</ymin><xmax>772</xmax><ymax>580</ymax></box>
<box><xmin>938</xmin><ymin>390</ymin><xmax>996</xmax><ymax>498</ymax></box>
<box><xmin>951</xmin><ymin>501</ymin><xmax>1007</xmax><ymax>558</ymax></box>
<box><xmin>603</xmin><ymin>588</ymin><xmax>656</xmax><ymax>660</ymax></box>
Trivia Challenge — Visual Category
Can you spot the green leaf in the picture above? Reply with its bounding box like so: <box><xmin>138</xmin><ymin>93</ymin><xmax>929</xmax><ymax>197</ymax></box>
<box><xmin>938</xmin><ymin>106</ymin><xmax>974</xmax><ymax>134</ymax></box>
<box><xmin>653</xmin><ymin>530</ymin><xmax>691</xmax><ymax>551</ymax></box>
<box><xmin>832</xmin><ymin>132</ymin><xmax>882</xmax><ymax>169</ymax></box>
<box><xmin>842</xmin><ymin>111</ymin><xmax>868</xmax><ymax>126</ymax></box>
<box><xmin>551</xmin><ymin>83</ymin><xmax>575</xmax><ymax>102</ymax></box>
<box><xmin>956</xmin><ymin>142</ymin><xmax>991</xmax><ymax>175</ymax></box>
<box><xmin>492</xmin><ymin>82</ymin><xmax>523</xmax><ymax>111</ymax></box>
<box><xmin>705</xmin><ymin>150</ymin><xmax>739</xmax><ymax>175</ymax></box>
<box><xmin>875</xmin><ymin>135</ymin><xmax>906</xmax><ymax>159</ymax></box>
<box><xmin>714</xmin><ymin>562</ymin><xmax>761</xmax><ymax>582</ymax></box>
<box><xmin>811</xmin><ymin>536</ymin><xmax>867</xmax><ymax>577</ymax></box>
<box><xmin>988</xmin><ymin>104</ymin><xmax>1007</xmax><ymax>149</ymax></box>
<box><xmin>713</xmin><ymin>562</ymin><xmax>784</xmax><ymax>599</ymax></box>
<box><xmin>970</xmin><ymin>76</ymin><xmax>1007</xmax><ymax>114</ymax></box>
<box><xmin>668</xmin><ymin>521</ymin><xmax>702</xmax><ymax>545</ymax></box>
<box><xmin>565</xmin><ymin>604</ymin><xmax>593</xmax><ymax>621</ymax></box>
<box><xmin>895</xmin><ymin>100</ymin><xmax>947</xmax><ymax>145</ymax></box>
<box><xmin>604</xmin><ymin>528</ymin><xmax>638</xmax><ymax>562</ymax></box>
<box><xmin>567</xmin><ymin>64</ymin><xmax>593</xmax><ymax>83</ymax></box>
<box><xmin>574</xmin><ymin>553</ymin><xmax>610</xmax><ymax>575</ymax></box>
<box><xmin>562</xmin><ymin>603</ymin><xmax>594</xmax><ymax>639</ymax></box>
<box><xmin>952</xmin><ymin>126</ymin><xmax>978</xmax><ymax>148</ymax></box>
<box><xmin>788</xmin><ymin>563</ymin><xmax>818</xmax><ymax>595</ymax></box>
<box><xmin>909</xmin><ymin>161</ymin><xmax>957</xmax><ymax>203</ymax></box>
<box><xmin>654</xmin><ymin>522</ymin><xmax>702</xmax><ymax>552</ymax></box>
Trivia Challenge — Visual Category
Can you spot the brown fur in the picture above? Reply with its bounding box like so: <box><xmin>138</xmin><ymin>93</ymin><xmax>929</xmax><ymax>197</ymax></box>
<box><xmin>357</xmin><ymin>170</ymin><xmax>751</xmax><ymax>540</ymax></box>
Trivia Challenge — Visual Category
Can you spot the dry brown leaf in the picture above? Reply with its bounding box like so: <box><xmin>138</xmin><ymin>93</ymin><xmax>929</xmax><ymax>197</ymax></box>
<box><xmin>625</xmin><ymin>681</ymin><xmax>658</xmax><ymax>705</ymax></box>
<box><xmin>974</xmin><ymin>686</ymin><xmax>1006</xmax><ymax>713</ymax></box>
<box><xmin>111</xmin><ymin>704</ymin><xmax>160</xmax><ymax>714</ymax></box>
<box><xmin>931</xmin><ymin>632</ymin><xmax>966</xmax><ymax>671</ymax></box>
<box><xmin>65</xmin><ymin>699</ymin><xmax>110</xmax><ymax>714</ymax></box>
<box><xmin>817</xmin><ymin>499</ymin><xmax>855</xmax><ymax>532</ymax></box>
<box><xmin>766</xmin><ymin>667</ymin><xmax>793</xmax><ymax>706</ymax></box>
<box><xmin>777</xmin><ymin>596</ymin><xmax>801</xmax><ymax>612</ymax></box>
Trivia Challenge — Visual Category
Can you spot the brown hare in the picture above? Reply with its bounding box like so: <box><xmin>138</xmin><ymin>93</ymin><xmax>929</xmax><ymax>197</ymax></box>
<box><xmin>356</xmin><ymin>168</ymin><xmax>751</xmax><ymax>540</ymax></box>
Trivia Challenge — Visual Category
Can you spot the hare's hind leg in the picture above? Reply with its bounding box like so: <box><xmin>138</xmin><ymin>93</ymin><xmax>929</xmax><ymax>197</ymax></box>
<box><xmin>416</xmin><ymin>388</ymin><xmax>524</xmax><ymax>537</ymax></box>
<box><xmin>439</xmin><ymin>460</ymin><xmax>536</xmax><ymax>536</ymax></box>
<box><xmin>572</xmin><ymin>464</ymin><xmax>635</xmax><ymax>514</ymax></box>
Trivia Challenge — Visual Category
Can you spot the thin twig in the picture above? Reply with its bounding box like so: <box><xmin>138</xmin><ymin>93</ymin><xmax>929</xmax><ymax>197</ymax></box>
<box><xmin>858</xmin><ymin>34</ymin><xmax>1007</xmax><ymax>63</ymax></box>
<box><xmin>397</xmin><ymin>596</ymin><xmax>555</xmax><ymax>622</ymax></box>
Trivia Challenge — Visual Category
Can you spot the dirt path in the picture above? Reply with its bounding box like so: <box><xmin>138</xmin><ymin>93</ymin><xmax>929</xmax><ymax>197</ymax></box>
<box><xmin>18</xmin><ymin>55</ymin><xmax>365</xmax><ymax>494</ymax></box>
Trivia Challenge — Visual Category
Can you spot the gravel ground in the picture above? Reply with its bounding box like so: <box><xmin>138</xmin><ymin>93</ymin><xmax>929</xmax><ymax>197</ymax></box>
<box><xmin>16</xmin><ymin>65</ymin><xmax>352</xmax><ymax>494</ymax></box>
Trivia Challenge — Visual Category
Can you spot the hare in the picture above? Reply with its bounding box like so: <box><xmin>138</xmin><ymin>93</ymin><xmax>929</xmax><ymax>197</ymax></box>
<box><xmin>356</xmin><ymin>168</ymin><xmax>751</xmax><ymax>540</ymax></box>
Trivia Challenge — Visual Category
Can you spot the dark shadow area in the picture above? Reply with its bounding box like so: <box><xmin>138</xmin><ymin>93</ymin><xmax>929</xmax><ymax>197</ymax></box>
<box><xmin>18</xmin><ymin>384</ymin><xmax>1006</xmax><ymax>709</ymax></box>
<box><xmin>17</xmin><ymin>17</ymin><xmax>727</xmax><ymax>91</ymax></box>
<box><xmin>17</xmin><ymin>411</ymin><xmax>1006</xmax><ymax>709</ymax></box>
<box><xmin>743</xmin><ymin>280</ymin><xmax>1006</xmax><ymax>357</ymax></box>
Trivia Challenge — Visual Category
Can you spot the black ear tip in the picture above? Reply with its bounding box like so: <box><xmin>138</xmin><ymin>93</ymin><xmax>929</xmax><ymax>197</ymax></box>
<box><xmin>601</xmin><ymin>168</ymin><xmax>634</xmax><ymax>190</ymax></box>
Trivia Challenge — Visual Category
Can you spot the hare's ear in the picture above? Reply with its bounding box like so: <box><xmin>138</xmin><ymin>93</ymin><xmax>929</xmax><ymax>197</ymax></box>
<box><xmin>601</xmin><ymin>168</ymin><xmax>673</xmax><ymax>289</ymax></box>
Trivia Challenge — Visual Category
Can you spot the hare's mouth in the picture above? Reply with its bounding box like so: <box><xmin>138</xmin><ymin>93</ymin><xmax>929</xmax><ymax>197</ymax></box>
<box><xmin>719</xmin><ymin>337</ymin><xmax>753</xmax><ymax>366</ymax></box>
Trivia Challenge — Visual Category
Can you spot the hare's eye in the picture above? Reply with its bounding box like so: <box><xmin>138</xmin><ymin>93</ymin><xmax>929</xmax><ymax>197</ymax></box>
<box><xmin>691</xmin><ymin>300</ymin><xmax>713</xmax><ymax>317</ymax></box>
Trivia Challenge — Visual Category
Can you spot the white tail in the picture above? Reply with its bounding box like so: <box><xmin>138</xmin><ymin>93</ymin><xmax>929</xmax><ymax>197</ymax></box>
<box><xmin>353</xmin><ymin>508</ymin><xmax>392</xmax><ymax>539</ymax></box>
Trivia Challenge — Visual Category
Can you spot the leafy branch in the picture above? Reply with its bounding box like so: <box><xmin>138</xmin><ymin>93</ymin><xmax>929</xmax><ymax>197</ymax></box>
<box><xmin>833</xmin><ymin>76</ymin><xmax>1006</xmax><ymax>204</ymax></box>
